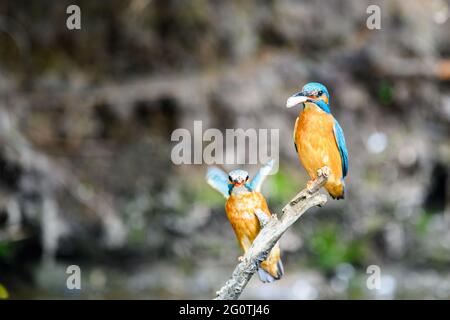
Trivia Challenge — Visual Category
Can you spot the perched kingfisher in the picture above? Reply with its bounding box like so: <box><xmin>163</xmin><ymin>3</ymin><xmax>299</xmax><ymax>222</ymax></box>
<box><xmin>286</xmin><ymin>82</ymin><xmax>348</xmax><ymax>199</ymax></box>
<box><xmin>206</xmin><ymin>160</ymin><xmax>284</xmax><ymax>283</ymax></box>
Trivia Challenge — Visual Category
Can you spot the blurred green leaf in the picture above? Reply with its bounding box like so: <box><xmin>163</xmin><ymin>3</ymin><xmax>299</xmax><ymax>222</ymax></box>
<box><xmin>0</xmin><ymin>283</ymin><xmax>9</xmax><ymax>299</ymax></box>
<box><xmin>194</xmin><ymin>182</ymin><xmax>225</xmax><ymax>207</ymax></box>
<box><xmin>308</xmin><ymin>224</ymin><xmax>366</xmax><ymax>272</ymax></box>
<box><xmin>0</xmin><ymin>242</ymin><xmax>12</xmax><ymax>259</ymax></box>
<box><xmin>378</xmin><ymin>81</ymin><xmax>393</xmax><ymax>105</ymax></box>
<box><xmin>415</xmin><ymin>212</ymin><xmax>432</xmax><ymax>235</ymax></box>
<box><xmin>268</xmin><ymin>166</ymin><xmax>303</xmax><ymax>204</ymax></box>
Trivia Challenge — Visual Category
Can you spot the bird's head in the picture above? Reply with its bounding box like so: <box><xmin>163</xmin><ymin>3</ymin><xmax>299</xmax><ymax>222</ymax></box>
<box><xmin>228</xmin><ymin>169</ymin><xmax>249</xmax><ymax>187</ymax></box>
<box><xmin>286</xmin><ymin>82</ymin><xmax>330</xmax><ymax>113</ymax></box>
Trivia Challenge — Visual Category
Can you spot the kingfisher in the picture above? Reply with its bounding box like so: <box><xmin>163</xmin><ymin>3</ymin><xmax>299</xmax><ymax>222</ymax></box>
<box><xmin>206</xmin><ymin>160</ymin><xmax>284</xmax><ymax>283</ymax></box>
<box><xmin>286</xmin><ymin>82</ymin><xmax>348</xmax><ymax>199</ymax></box>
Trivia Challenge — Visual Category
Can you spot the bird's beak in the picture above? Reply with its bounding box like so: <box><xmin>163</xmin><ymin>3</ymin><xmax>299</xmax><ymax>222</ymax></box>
<box><xmin>286</xmin><ymin>92</ymin><xmax>308</xmax><ymax>108</ymax></box>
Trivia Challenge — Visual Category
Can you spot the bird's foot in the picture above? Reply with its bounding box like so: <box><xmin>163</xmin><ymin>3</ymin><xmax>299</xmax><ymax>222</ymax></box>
<box><xmin>306</xmin><ymin>167</ymin><xmax>331</xmax><ymax>194</ymax></box>
<box><xmin>317</xmin><ymin>166</ymin><xmax>331</xmax><ymax>178</ymax></box>
<box><xmin>306</xmin><ymin>180</ymin><xmax>316</xmax><ymax>193</ymax></box>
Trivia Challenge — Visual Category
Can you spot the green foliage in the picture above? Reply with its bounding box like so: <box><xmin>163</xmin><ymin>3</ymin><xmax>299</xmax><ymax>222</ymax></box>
<box><xmin>364</xmin><ymin>168</ymin><xmax>381</xmax><ymax>186</ymax></box>
<box><xmin>194</xmin><ymin>180</ymin><xmax>225</xmax><ymax>208</ymax></box>
<box><xmin>414</xmin><ymin>211</ymin><xmax>432</xmax><ymax>235</ymax></box>
<box><xmin>0</xmin><ymin>283</ymin><xmax>9</xmax><ymax>299</ymax></box>
<box><xmin>267</xmin><ymin>166</ymin><xmax>303</xmax><ymax>205</ymax></box>
<box><xmin>0</xmin><ymin>242</ymin><xmax>12</xmax><ymax>260</ymax></box>
<box><xmin>127</xmin><ymin>227</ymin><xmax>147</xmax><ymax>246</ymax></box>
<box><xmin>307</xmin><ymin>224</ymin><xmax>366</xmax><ymax>272</ymax></box>
<box><xmin>378</xmin><ymin>81</ymin><xmax>394</xmax><ymax>105</ymax></box>
<box><xmin>165</xmin><ymin>170</ymin><xmax>225</xmax><ymax>212</ymax></box>
<box><xmin>346</xmin><ymin>276</ymin><xmax>365</xmax><ymax>299</ymax></box>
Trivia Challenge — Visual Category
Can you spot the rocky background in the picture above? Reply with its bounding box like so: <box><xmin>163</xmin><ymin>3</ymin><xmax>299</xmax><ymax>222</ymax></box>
<box><xmin>0</xmin><ymin>0</ymin><xmax>449</xmax><ymax>299</ymax></box>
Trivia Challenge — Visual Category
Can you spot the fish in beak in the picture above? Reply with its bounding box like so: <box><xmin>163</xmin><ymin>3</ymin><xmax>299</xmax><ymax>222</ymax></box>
<box><xmin>286</xmin><ymin>92</ymin><xmax>308</xmax><ymax>108</ymax></box>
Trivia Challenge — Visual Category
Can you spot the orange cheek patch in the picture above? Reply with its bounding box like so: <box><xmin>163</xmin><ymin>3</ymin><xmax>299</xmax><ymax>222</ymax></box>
<box><xmin>308</xmin><ymin>95</ymin><xmax>328</xmax><ymax>104</ymax></box>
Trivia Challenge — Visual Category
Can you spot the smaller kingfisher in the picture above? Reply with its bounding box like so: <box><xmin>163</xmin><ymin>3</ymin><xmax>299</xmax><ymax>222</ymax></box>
<box><xmin>286</xmin><ymin>82</ymin><xmax>348</xmax><ymax>199</ymax></box>
<box><xmin>206</xmin><ymin>160</ymin><xmax>284</xmax><ymax>283</ymax></box>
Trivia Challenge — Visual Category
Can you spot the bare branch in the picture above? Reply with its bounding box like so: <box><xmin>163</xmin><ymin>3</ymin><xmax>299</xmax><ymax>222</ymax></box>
<box><xmin>254</xmin><ymin>208</ymin><xmax>270</xmax><ymax>228</ymax></box>
<box><xmin>215</xmin><ymin>167</ymin><xmax>330</xmax><ymax>300</ymax></box>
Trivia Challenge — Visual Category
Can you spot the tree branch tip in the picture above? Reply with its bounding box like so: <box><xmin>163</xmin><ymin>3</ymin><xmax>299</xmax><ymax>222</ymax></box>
<box><xmin>254</xmin><ymin>208</ymin><xmax>271</xmax><ymax>228</ymax></box>
<box><xmin>317</xmin><ymin>166</ymin><xmax>331</xmax><ymax>178</ymax></box>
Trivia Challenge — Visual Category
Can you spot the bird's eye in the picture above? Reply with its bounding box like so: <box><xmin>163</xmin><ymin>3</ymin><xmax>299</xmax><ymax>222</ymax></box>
<box><xmin>246</xmin><ymin>175</ymin><xmax>249</xmax><ymax>181</ymax></box>
<box><xmin>228</xmin><ymin>175</ymin><xmax>232</xmax><ymax>182</ymax></box>
<box><xmin>317</xmin><ymin>90</ymin><xmax>323</xmax><ymax>96</ymax></box>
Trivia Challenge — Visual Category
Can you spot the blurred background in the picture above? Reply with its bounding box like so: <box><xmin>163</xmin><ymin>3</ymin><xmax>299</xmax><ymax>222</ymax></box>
<box><xmin>0</xmin><ymin>0</ymin><xmax>449</xmax><ymax>299</ymax></box>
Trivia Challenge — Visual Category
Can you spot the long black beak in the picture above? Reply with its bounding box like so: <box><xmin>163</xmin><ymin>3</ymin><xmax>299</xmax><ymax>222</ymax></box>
<box><xmin>286</xmin><ymin>91</ymin><xmax>308</xmax><ymax>108</ymax></box>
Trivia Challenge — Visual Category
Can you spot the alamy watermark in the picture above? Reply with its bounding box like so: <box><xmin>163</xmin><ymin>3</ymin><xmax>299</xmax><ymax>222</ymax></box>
<box><xmin>171</xmin><ymin>121</ymin><xmax>279</xmax><ymax>173</ymax></box>
<box><xmin>66</xmin><ymin>265</ymin><xmax>81</xmax><ymax>290</ymax></box>
<box><xmin>366</xmin><ymin>265</ymin><xmax>381</xmax><ymax>290</ymax></box>
<box><xmin>66</xmin><ymin>5</ymin><xmax>81</xmax><ymax>30</ymax></box>
<box><xmin>366</xmin><ymin>4</ymin><xmax>381</xmax><ymax>30</ymax></box>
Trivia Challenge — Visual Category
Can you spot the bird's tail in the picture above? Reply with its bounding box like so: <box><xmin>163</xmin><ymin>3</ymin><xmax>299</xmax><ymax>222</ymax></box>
<box><xmin>257</xmin><ymin>245</ymin><xmax>284</xmax><ymax>283</ymax></box>
<box><xmin>257</xmin><ymin>260</ymin><xmax>284</xmax><ymax>283</ymax></box>
<box><xmin>326</xmin><ymin>179</ymin><xmax>346</xmax><ymax>200</ymax></box>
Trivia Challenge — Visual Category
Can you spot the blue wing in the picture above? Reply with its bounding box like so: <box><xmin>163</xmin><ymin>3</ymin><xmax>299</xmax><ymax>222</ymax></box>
<box><xmin>206</xmin><ymin>167</ymin><xmax>231</xmax><ymax>199</ymax></box>
<box><xmin>333</xmin><ymin>119</ymin><xmax>348</xmax><ymax>178</ymax></box>
<box><xmin>248</xmin><ymin>159</ymin><xmax>275</xmax><ymax>192</ymax></box>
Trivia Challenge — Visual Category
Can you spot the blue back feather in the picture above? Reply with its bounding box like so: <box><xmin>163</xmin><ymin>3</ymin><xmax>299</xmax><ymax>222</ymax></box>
<box><xmin>333</xmin><ymin>119</ymin><xmax>348</xmax><ymax>178</ymax></box>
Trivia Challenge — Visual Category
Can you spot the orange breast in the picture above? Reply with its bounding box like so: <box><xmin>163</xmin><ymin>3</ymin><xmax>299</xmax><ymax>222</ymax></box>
<box><xmin>295</xmin><ymin>103</ymin><xmax>344</xmax><ymax>198</ymax></box>
<box><xmin>225</xmin><ymin>191</ymin><xmax>271</xmax><ymax>251</ymax></box>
